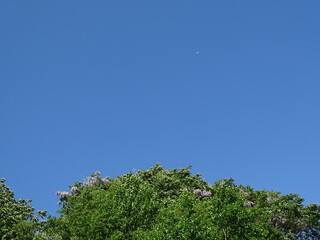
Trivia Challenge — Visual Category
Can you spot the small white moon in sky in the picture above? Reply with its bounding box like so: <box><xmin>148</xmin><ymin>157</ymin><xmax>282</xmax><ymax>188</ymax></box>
<box><xmin>195</xmin><ymin>51</ymin><xmax>200</xmax><ymax>54</ymax></box>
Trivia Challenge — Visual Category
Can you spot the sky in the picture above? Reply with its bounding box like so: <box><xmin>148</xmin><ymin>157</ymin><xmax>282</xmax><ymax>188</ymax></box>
<box><xmin>1</xmin><ymin>0</ymin><xmax>320</xmax><ymax>216</ymax></box>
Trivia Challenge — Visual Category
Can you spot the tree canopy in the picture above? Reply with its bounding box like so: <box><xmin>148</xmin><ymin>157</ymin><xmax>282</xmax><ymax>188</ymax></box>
<box><xmin>0</xmin><ymin>178</ymin><xmax>46</xmax><ymax>240</ymax></box>
<box><xmin>1</xmin><ymin>164</ymin><xmax>320</xmax><ymax>239</ymax></box>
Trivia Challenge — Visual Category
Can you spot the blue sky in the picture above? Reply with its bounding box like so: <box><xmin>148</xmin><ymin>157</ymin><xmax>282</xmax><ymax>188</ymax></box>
<box><xmin>1</xmin><ymin>1</ymin><xmax>320</xmax><ymax>215</ymax></box>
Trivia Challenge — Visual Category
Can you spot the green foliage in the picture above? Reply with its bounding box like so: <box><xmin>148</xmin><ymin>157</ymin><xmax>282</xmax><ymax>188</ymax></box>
<box><xmin>2</xmin><ymin>165</ymin><xmax>320</xmax><ymax>239</ymax></box>
<box><xmin>0</xmin><ymin>178</ymin><xmax>45</xmax><ymax>240</ymax></box>
<box><xmin>39</xmin><ymin>164</ymin><xmax>320</xmax><ymax>240</ymax></box>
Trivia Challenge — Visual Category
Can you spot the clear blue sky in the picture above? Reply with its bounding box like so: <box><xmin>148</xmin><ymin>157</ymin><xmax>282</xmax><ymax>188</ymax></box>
<box><xmin>1</xmin><ymin>1</ymin><xmax>320</xmax><ymax>215</ymax></box>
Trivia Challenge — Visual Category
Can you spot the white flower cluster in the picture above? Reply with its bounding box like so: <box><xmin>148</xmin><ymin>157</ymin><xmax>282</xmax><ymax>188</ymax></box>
<box><xmin>269</xmin><ymin>216</ymin><xmax>287</xmax><ymax>224</ymax></box>
<box><xmin>70</xmin><ymin>186</ymin><xmax>78</xmax><ymax>194</ymax></box>
<box><xmin>83</xmin><ymin>171</ymin><xmax>110</xmax><ymax>187</ymax></box>
<box><xmin>243</xmin><ymin>201</ymin><xmax>254</xmax><ymax>208</ymax></box>
<box><xmin>56</xmin><ymin>191</ymin><xmax>71</xmax><ymax>205</ymax></box>
<box><xmin>239</xmin><ymin>188</ymin><xmax>250</xmax><ymax>196</ymax></box>
<box><xmin>267</xmin><ymin>196</ymin><xmax>275</xmax><ymax>203</ymax></box>
<box><xmin>56</xmin><ymin>191</ymin><xmax>70</xmax><ymax>198</ymax></box>
<box><xmin>193</xmin><ymin>189</ymin><xmax>212</xmax><ymax>197</ymax></box>
<box><xmin>56</xmin><ymin>171</ymin><xmax>110</xmax><ymax>205</ymax></box>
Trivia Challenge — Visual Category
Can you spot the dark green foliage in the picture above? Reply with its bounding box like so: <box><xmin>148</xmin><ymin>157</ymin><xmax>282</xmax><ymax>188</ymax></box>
<box><xmin>0</xmin><ymin>178</ymin><xmax>45</xmax><ymax>240</ymax></box>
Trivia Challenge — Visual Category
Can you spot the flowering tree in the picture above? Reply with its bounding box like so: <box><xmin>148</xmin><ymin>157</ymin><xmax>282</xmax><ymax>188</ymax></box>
<box><xmin>39</xmin><ymin>164</ymin><xmax>320</xmax><ymax>240</ymax></box>
<box><xmin>2</xmin><ymin>165</ymin><xmax>319</xmax><ymax>239</ymax></box>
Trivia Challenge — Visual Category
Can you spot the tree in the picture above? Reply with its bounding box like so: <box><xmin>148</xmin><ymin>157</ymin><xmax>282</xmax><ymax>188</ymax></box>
<box><xmin>0</xmin><ymin>178</ymin><xmax>45</xmax><ymax>240</ymax></box>
<box><xmin>39</xmin><ymin>164</ymin><xmax>320</xmax><ymax>240</ymax></box>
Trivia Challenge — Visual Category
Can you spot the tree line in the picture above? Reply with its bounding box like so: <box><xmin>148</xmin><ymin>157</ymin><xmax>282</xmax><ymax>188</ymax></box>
<box><xmin>1</xmin><ymin>164</ymin><xmax>320</xmax><ymax>239</ymax></box>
